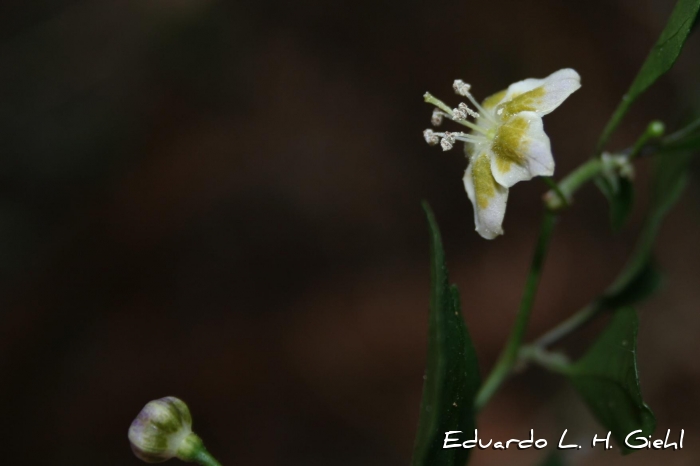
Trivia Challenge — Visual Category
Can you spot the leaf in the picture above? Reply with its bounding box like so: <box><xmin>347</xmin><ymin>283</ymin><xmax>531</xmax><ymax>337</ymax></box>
<box><xmin>600</xmin><ymin>151</ymin><xmax>694</xmax><ymax>308</ymax></box>
<box><xmin>657</xmin><ymin>116</ymin><xmax>700</xmax><ymax>153</ymax></box>
<box><xmin>658</xmin><ymin>133</ymin><xmax>700</xmax><ymax>153</ymax></box>
<box><xmin>538</xmin><ymin>452</ymin><xmax>565</xmax><ymax>466</ymax></box>
<box><xmin>595</xmin><ymin>174</ymin><xmax>634</xmax><ymax>232</ymax></box>
<box><xmin>599</xmin><ymin>259</ymin><xmax>663</xmax><ymax>311</ymax></box>
<box><xmin>566</xmin><ymin>307</ymin><xmax>656</xmax><ymax>454</ymax></box>
<box><xmin>597</xmin><ymin>0</ymin><xmax>700</xmax><ymax>151</ymax></box>
<box><xmin>411</xmin><ymin>202</ymin><xmax>481</xmax><ymax>466</ymax></box>
<box><xmin>539</xmin><ymin>144</ymin><xmax>693</xmax><ymax>455</ymax></box>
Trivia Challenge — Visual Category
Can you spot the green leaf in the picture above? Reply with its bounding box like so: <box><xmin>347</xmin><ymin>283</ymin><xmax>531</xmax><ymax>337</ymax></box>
<box><xmin>566</xmin><ymin>307</ymin><xmax>656</xmax><ymax>454</ymax></box>
<box><xmin>412</xmin><ymin>202</ymin><xmax>480</xmax><ymax>466</ymax></box>
<box><xmin>601</xmin><ymin>151</ymin><xmax>694</xmax><ymax>307</ymax></box>
<box><xmin>658</xmin><ymin>133</ymin><xmax>700</xmax><ymax>153</ymax></box>
<box><xmin>599</xmin><ymin>260</ymin><xmax>663</xmax><ymax>311</ymax></box>
<box><xmin>658</xmin><ymin>117</ymin><xmax>700</xmax><ymax>153</ymax></box>
<box><xmin>597</xmin><ymin>0</ymin><xmax>700</xmax><ymax>151</ymax></box>
<box><xmin>595</xmin><ymin>174</ymin><xmax>634</xmax><ymax>232</ymax></box>
<box><xmin>538</xmin><ymin>452</ymin><xmax>565</xmax><ymax>466</ymax></box>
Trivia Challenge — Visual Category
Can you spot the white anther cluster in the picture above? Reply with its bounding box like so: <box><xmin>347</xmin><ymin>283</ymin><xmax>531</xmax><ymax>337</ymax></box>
<box><xmin>431</xmin><ymin>108</ymin><xmax>444</xmax><ymax>126</ymax></box>
<box><xmin>453</xmin><ymin>79</ymin><xmax>471</xmax><ymax>96</ymax></box>
<box><xmin>440</xmin><ymin>131</ymin><xmax>456</xmax><ymax>151</ymax></box>
<box><xmin>452</xmin><ymin>102</ymin><xmax>480</xmax><ymax>121</ymax></box>
<box><xmin>452</xmin><ymin>105</ymin><xmax>467</xmax><ymax>121</ymax></box>
<box><xmin>423</xmin><ymin>129</ymin><xmax>439</xmax><ymax>146</ymax></box>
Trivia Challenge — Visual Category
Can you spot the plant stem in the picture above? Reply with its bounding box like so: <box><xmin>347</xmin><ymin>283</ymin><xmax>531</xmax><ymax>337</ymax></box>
<box><xmin>541</xmin><ymin>177</ymin><xmax>569</xmax><ymax>209</ymax></box>
<box><xmin>519</xmin><ymin>345</ymin><xmax>571</xmax><ymax>374</ymax></box>
<box><xmin>192</xmin><ymin>448</ymin><xmax>223</xmax><ymax>466</ymax></box>
<box><xmin>543</xmin><ymin>158</ymin><xmax>603</xmax><ymax>210</ymax></box>
<box><xmin>476</xmin><ymin>119</ymin><xmax>674</xmax><ymax>410</ymax></box>
<box><xmin>533</xmin><ymin>301</ymin><xmax>600</xmax><ymax>348</ymax></box>
<box><xmin>475</xmin><ymin>210</ymin><xmax>557</xmax><ymax>411</ymax></box>
<box><xmin>630</xmin><ymin>120</ymin><xmax>665</xmax><ymax>159</ymax></box>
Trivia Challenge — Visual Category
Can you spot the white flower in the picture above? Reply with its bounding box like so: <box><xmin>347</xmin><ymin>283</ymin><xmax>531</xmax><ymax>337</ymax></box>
<box><xmin>424</xmin><ymin>69</ymin><xmax>581</xmax><ymax>239</ymax></box>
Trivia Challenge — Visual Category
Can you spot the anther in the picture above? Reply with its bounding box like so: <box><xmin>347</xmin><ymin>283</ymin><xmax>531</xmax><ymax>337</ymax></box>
<box><xmin>459</xmin><ymin>102</ymin><xmax>480</xmax><ymax>119</ymax></box>
<box><xmin>423</xmin><ymin>129</ymin><xmax>439</xmax><ymax>146</ymax></box>
<box><xmin>431</xmin><ymin>109</ymin><xmax>444</xmax><ymax>126</ymax></box>
<box><xmin>453</xmin><ymin>79</ymin><xmax>471</xmax><ymax>97</ymax></box>
<box><xmin>452</xmin><ymin>106</ymin><xmax>467</xmax><ymax>121</ymax></box>
<box><xmin>440</xmin><ymin>131</ymin><xmax>456</xmax><ymax>151</ymax></box>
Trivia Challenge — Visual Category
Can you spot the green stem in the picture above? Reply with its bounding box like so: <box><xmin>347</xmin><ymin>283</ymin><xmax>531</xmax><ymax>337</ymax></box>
<box><xmin>541</xmin><ymin>177</ymin><xmax>569</xmax><ymax>209</ymax></box>
<box><xmin>630</xmin><ymin>120</ymin><xmax>665</xmax><ymax>160</ymax></box>
<box><xmin>519</xmin><ymin>345</ymin><xmax>571</xmax><ymax>374</ymax></box>
<box><xmin>475</xmin><ymin>210</ymin><xmax>557</xmax><ymax>411</ymax></box>
<box><xmin>663</xmin><ymin>117</ymin><xmax>700</xmax><ymax>143</ymax></box>
<box><xmin>192</xmin><ymin>448</ymin><xmax>223</xmax><ymax>466</ymax></box>
<box><xmin>597</xmin><ymin>104</ymin><xmax>628</xmax><ymax>155</ymax></box>
<box><xmin>533</xmin><ymin>301</ymin><xmax>600</xmax><ymax>348</ymax></box>
<box><xmin>543</xmin><ymin>158</ymin><xmax>603</xmax><ymax>210</ymax></box>
<box><xmin>476</xmin><ymin>120</ymin><xmax>673</xmax><ymax>409</ymax></box>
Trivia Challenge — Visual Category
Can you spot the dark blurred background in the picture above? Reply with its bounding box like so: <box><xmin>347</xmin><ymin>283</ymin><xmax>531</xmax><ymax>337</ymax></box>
<box><xmin>1</xmin><ymin>1</ymin><xmax>699</xmax><ymax>465</ymax></box>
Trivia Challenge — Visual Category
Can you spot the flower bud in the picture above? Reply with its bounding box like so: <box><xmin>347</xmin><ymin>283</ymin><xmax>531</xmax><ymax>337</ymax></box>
<box><xmin>129</xmin><ymin>397</ymin><xmax>202</xmax><ymax>463</ymax></box>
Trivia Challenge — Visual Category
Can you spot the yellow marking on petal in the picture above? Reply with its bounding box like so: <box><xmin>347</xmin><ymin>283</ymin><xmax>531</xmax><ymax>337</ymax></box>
<box><xmin>497</xmin><ymin>86</ymin><xmax>545</xmax><ymax>119</ymax></box>
<box><xmin>492</xmin><ymin>116</ymin><xmax>530</xmax><ymax>173</ymax></box>
<box><xmin>472</xmin><ymin>153</ymin><xmax>498</xmax><ymax>209</ymax></box>
<box><xmin>482</xmin><ymin>89</ymin><xmax>507</xmax><ymax>111</ymax></box>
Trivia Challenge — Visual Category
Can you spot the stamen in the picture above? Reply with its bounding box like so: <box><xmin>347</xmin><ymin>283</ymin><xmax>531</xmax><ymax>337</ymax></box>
<box><xmin>424</xmin><ymin>91</ymin><xmax>491</xmax><ymax>136</ymax></box>
<box><xmin>424</xmin><ymin>92</ymin><xmax>453</xmax><ymax>115</ymax></box>
<box><xmin>458</xmin><ymin>102</ymin><xmax>480</xmax><ymax>119</ymax></box>
<box><xmin>431</xmin><ymin>109</ymin><xmax>444</xmax><ymax>126</ymax></box>
<box><xmin>464</xmin><ymin>92</ymin><xmax>495</xmax><ymax>124</ymax></box>
<box><xmin>423</xmin><ymin>129</ymin><xmax>439</xmax><ymax>146</ymax></box>
<box><xmin>453</xmin><ymin>80</ymin><xmax>498</xmax><ymax>125</ymax></box>
<box><xmin>453</xmin><ymin>118</ymin><xmax>490</xmax><ymax>136</ymax></box>
<box><xmin>452</xmin><ymin>106</ymin><xmax>467</xmax><ymax>121</ymax></box>
<box><xmin>453</xmin><ymin>133</ymin><xmax>485</xmax><ymax>144</ymax></box>
<box><xmin>453</xmin><ymin>80</ymin><xmax>471</xmax><ymax>96</ymax></box>
<box><xmin>431</xmin><ymin>131</ymin><xmax>484</xmax><ymax>150</ymax></box>
<box><xmin>440</xmin><ymin>131</ymin><xmax>456</xmax><ymax>151</ymax></box>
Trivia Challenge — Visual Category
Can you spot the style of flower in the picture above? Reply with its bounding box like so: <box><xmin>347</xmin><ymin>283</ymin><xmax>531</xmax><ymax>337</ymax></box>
<box><xmin>423</xmin><ymin>69</ymin><xmax>581</xmax><ymax>239</ymax></box>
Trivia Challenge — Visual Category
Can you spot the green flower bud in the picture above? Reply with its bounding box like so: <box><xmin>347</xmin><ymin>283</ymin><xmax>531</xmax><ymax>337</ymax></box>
<box><xmin>128</xmin><ymin>397</ymin><xmax>206</xmax><ymax>463</ymax></box>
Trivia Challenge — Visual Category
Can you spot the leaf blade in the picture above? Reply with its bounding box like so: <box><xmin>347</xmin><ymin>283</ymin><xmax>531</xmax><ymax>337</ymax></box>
<box><xmin>595</xmin><ymin>174</ymin><xmax>634</xmax><ymax>232</ymax></box>
<box><xmin>601</xmin><ymin>151</ymin><xmax>693</xmax><ymax>309</ymax></box>
<box><xmin>567</xmin><ymin>307</ymin><xmax>655</xmax><ymax>454</ymax></box>
<box><xmin>597</xmin><ymin>0</ymin><xmax>700</xmax><ymax>151</ymax></box>
<box><xmin>411</xmin><ymin>203</ymin><xmax>480</xmax><ymax>466</ymax></box>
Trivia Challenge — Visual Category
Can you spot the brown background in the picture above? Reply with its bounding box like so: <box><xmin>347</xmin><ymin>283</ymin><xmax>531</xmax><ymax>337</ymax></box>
<box><xmin>0</xmin><ymin>1</ymin><xmax>699</xmax><ymax>465</ymax></box>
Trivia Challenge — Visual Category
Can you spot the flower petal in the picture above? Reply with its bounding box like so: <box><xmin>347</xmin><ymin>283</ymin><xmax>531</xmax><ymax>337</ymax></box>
<box><xmin>495</xmin><ymin>68</ymin><xmax>581</xmax><ymax>120</ymax></box>
<box><xmin>464</xmin><ymin>153</ymin><xmax>508</xmax><ymax>239</ymax></box>
<box><xmin>481</xmin><ymin>88</ymin><xmax>508</xmax><ymax>111</ymax></box>
<box><xmin>490</xmin><ymin>111</ymin><xmax>554</xmax><ymax>188</ymax></box>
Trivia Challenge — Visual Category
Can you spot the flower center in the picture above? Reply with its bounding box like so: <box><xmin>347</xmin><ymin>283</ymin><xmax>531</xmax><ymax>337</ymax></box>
<box><xmin>423</xmin><ymin>80</ymin><xmax>500</xmax><ymax>151</ymax></box>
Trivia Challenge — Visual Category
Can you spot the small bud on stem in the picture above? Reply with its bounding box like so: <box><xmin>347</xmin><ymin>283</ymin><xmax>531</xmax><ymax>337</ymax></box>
<box><xmin>129</xmin><ymin>397</ymin><xmax>222</xmax><ymax>466</ymax></box>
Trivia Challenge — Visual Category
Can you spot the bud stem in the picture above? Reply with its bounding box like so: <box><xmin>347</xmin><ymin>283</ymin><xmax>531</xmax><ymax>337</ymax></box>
<box><xmin>191</xmin><ymin>448</ymin><xmax>223</xmax><ymax>466</ymax></box>
<box><xmin>177</xmin><ymin>433</ymin><xmax>223</xmax><ymax>466</ymax></box>
<box><xmin>629</xmin><ymin>120</ymin><xmax>665</xmax><ymax>160</ymax></box>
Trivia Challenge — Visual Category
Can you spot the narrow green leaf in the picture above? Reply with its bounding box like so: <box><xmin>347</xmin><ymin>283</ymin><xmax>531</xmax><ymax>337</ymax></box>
<box><xmin>657</xmin><ymin>116</ymin><xmax>700</xmax><ymax>153</ymax></box>
<box><xmin>566</xmin><ymin>307</ymin><xmax>655</xmax><ymax>454</ymax></box>
<box><xmin>599</xmin><ymin>260</ymin><xmax>663</xmax><ymax>311</ymax></box>
<box><xmin>602</xmin><ymin>151</ymin><xmax>693</xmax><ymax>306</ymax></box>
<box><xmin>658</xmin><ymin>133</ymin><xmax>700</xmax><ymax>153</ymax></box>
<box><xmin>597</xmin><ymin>0</ymin><xmax>700</xmax><ymax>151</ymax></box>
<box><xmin>595</xmin><ymin>175</ymin><xmax>634</xmax><ymax>232</ymax></box>
<box><xmin>538</xmin><ymin>452</ymin><xmax>565</xmax><ymax>466</ymax></box>
<box><xmin>412</xmin><ymin>202</ymin><xmax>480</xmax><ymax>466</ymax></box>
